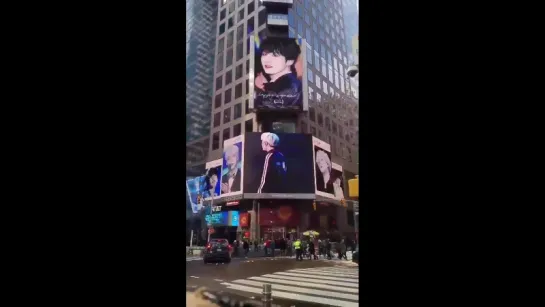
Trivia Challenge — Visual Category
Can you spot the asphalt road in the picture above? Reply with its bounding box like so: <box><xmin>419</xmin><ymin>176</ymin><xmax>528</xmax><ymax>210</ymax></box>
<box><xmin>186</xmin><ymin>257</ymin><xmax>359</xmax><ymax>307</ymax></box>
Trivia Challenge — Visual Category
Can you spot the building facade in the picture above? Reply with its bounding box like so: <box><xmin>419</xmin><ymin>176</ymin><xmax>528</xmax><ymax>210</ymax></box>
<box><xmin>203</xmin><ymin>0</ymin><xmax>359</xmax><ymax>240</ymax></box>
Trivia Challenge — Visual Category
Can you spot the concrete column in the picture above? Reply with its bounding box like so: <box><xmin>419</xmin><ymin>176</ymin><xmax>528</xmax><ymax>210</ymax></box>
<box><xmin>249</xmin><ymin>210</ymin><xmax>257</xmax><ymax>241</ymax></box>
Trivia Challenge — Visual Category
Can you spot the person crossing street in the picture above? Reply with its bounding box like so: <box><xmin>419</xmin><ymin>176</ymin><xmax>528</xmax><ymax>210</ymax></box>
<box><xmin>293</xmin><ymin>238</ymin><xmax>303</xmax><ymax>261</ymax></box>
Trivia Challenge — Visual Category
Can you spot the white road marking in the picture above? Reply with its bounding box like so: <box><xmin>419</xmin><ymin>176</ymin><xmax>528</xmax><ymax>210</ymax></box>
<box><xmin>190</xmin><ymin>276</ymin><xmax>199</xmax><ymax>278</ymax></box>
<box><xmin>258</xmin><ymin>274</ymin><xmax>357</xmax><ymax>288</ymax></box>
<box><xmin>288</xmin><ymin>269</ymin><xmax>358</xmax><ymax>278</ymax></box>
<box><xmin>247</xmin><ymin>276</ymin><xmax>358</xmax><ymax>294</ymax></box>
<box><xmin>271</xmin><ymin>272</ymin><xmax>357</xmax><ymax>282</ymax></box>
<box><xmin>214</xmin><ymin>279</ymin><xmax>224</xmax><ymax>282</ymax></box>
<box><xmin>231</xmin><ymin>279</ymin><xmax>359</xmax><ymax>301</ymax></box>
<box><xmin>220</xmin><ymin>283</ymin><xmax>358</xmax><ymax>307</ymax></box>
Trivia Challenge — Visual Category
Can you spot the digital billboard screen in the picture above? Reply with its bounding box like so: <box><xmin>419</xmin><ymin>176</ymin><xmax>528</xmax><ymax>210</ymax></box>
<box><xmin>243</xmin><ymin>132</ymin><xmax>315</xmax><ymax>199</ymax></box>
<box><xmin>221</xmin><ymin>135</ymin><xmax>245</xmax><ymax>197</ymax></box>
<box><xmin>249</xmin><ymin>36</ymin><xmax>308</xmax><ymax>112</ymax></box>
<box><xmin>186</xmin><ymin>176</ymin><xmax>204</xmax><ymax>214</ymax></box>
<box><xmin>203</xmin><ymin>159</ymin><xmax>222</xmax><ymax>200</ymax></box>
<box><xmin>313</xmin><ymin>136</ymin><xmax>345</xmax><ymax>200</ymax></box>
<box><xmin>205</xmin><ymin>211</ymin><xmax>240</xmax><ymax>227</ymax></box>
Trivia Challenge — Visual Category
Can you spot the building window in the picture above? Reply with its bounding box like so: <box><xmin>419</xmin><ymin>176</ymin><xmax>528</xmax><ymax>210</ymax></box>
<box><xmin>213</xmin><ymin>112</ymin><xmax>221</xmax><ymax>128</ymax></box>
<box><xmin>236</xmin><ymin>64</ymin><xmax>243</xmax><ymax>80</ymax></box>
<box><xmin>215</xmin><ymin>93</ymin><xmax>222</xmax><ymax>109</ymax></box>
<box><xmin>305</xmin><ymin>14</ymin><xmax>310</xmax><ymax>25</ymax></box>
<box><xmin>317</xmin><ymin>113</ymin><xmax>323</xmax><ymax>127</ymax></box>
<box><xmin>314</xmin><ymin>52</ymin><xmax>320</xmax><ymax>71</ymax></box>
<box><xmin>325</xmin><ymin>117</ymin><xmax>331</xmax><ymax>131</ymax></box>
<box><xmin>237</xmin><ymin>24</ymin><xmax>244</xmax><ymax>41</ymax></box>
<box><xmin>218</xmin><ymin>38</ymin><xmax>224</xmax><ymax>54</ymax></box>
<box><xmin>308</xmin><ymin>69</ymin><xmax>313</xmax><ymax>83</ymax></box>
<box><xmin>228</xmin><ymin>17</ymin><xmax>234</xmax><ymax>29</ymax></box>
<box><xmin>297</xmin><ymin>21</ymin><xmax>303</xmax><ymax>35</ymax></box>
<box><xmin>310</xmin><ymin>126</ymin><xmax>317</xmax><ymax>137</ymax></box>
<box><xmin>226</xmin><ymin>48</ymin><xmax>233</xmax><ymax>67</ymax></box>
<box><xmin>227</xmin><ymin>31</ymin><xmax>234</xmax><ymax>48</ymax></box>
<box><xmin>318</xmin><ymin>129</ymin><xmax>323</xmax><ymax>139</ymax></box>
<box><xmin>236</xmin><ymin>41</ymin><xmax>243</xmax><ymax>61</ymax></box>
<box><xmin>234</xmin><ymin>103</ymin><xmax>242</xmax><ymax>119</ymax></box>
<box><xmin>219</xmin><ymin>23</ymin><xmax>225</xmax><ymax>35</ymax></box>
<box><xmin>316</xmin><ymin>92</ymin><xmax>321</xmax><ymax>102</ymax></box>
<box><xmin>288</xmin><ymin>10</ymin><xmax>294</xmax><ymax>25</ymax></box>
<box><xmin>216</xmin><ymin>53</ymin><xmax>223</xmax><ymax>73</ymax></box>
<box><xmin>238</xmin><ymin>8</ymin><xmax>244</xmax><ymax>21</ymax></box>
<box><xmin>223</xmin><ymin>128</ymin><xmax>230</xmax><ymax>143</ymax></box>
<box><xmin>323</xmin><ymin>81</ymin><xmax>328</xmax><ymax>95</ymax></box>
<box><xmin>332</xmin><ymin>122</ymin><xmax>337</xmax><ymax>134</ymax></box>
<box><xmin>215</xmin><ymin>76</ymin><xmax>222</xmax><ymax>90</ymax></box>
<box><xmin>233</xmin><ymin>123</ymin><xmax>242</xmax><ymax>137</ymax></box>
<box><xmin>307</xmin><ymin>46</ymin><xmax>312</xmax><ymax>65</ymax></box>
<box><xmin>306</xmin><ymin>28</ymin><xmax>312</xmax><ymax>46</ymax></box>
<box><xmin>289</xmin><ymin>27</ymin><xmax>295</xmax><ymax>38</ymax></box>
<box><xmin>224</xmin><ymin>89</ymin><xmax>232</xmax><ymax>104</ymax></box>
<box><xmin>315</xmin><ymin>75</ymin><xmax>321</xmax><ymax>88</ymax></box>
<box><xmin>245</xmin><ymin>119</ymin><xmax>253</xmax><ymax>132</ymax></box>
<box><xmin>248</xmin><ymin>1</ymin><xmax>254</xmax><ymax>15</ymax></box>
<box><xmin>235</xmin><ymin>83</ymin><xmax>242</xmax><ymax>99</ymax></box>
<box><xmin>247</xmin><ymin>16</ymin><xmax>254</xmax><ymax>35</ymax></box>
<box><xmin>229</xmin><ymin>1</ymin><xmax>235</xmax><ymax>14</ymax></box>
<box><xmin>308</xmin><ymin>86</ymin><xmax>314</xmax><ymax>103</ymax></box>
<box><xmin>258</xmin><ymin>9</ymin><xmax>267</xmax><ymax>26</ymax></box>
<box><xmin>223</xmin><ymin>108</ymin><xmax>231</xmax><ymax>124</ymax></box>
<box><xmin>220</xmin><ymin>9</ymin><xmax>226</xmax><ymax>21</ymax></box>
<box><xmin>245</xmin><ymin>99</ymin><xmax>249</xmax><ymax>114</ymax></box>
<box><xmin>225</xmin><ymin>70</ymin><xmax>232</xmax><ymax>85</ymax></box>
<box><xmin>309</xmin><ymin>107</ymin><xmax>316</xmax><ymax>122</ymax></box>
<box><xmin>212</xmin><ymin>132</ymin><xmax>220</xmax><ymax>150</ymax></box>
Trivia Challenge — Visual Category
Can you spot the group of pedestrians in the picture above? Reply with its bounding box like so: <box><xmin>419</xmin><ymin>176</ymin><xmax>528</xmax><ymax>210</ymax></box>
<box><xmin>291</xmin><ymin>237</ymin><xmax>352</xmax><ymax>261</ymax></box>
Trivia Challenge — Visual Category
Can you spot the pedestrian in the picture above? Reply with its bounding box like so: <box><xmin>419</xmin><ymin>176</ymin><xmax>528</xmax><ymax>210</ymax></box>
<box><xmin>264</xmin><ymin>239</ymin><xmax>269</xmax><ymax>256</ymax></box>
<box><xmin>270</xmin><ymin>239</ymin><xmax>276</xmax><ymax>257</ymax></box>
<box><xmin>326</xmin><ymin>239</ymin><xmax>332</xmax><ymax>260</ymax></box>
<box><xmin>243</xmin><ymin>240</ymin><xmax>249</xmax><ymax>257</ymax></box>
<box><xmin>254</xmin><ymin>240</ymin><xmax>258</xmax><ymax>252</ymax></box>
<box><xmin>286</xmin><ymin>238</ymin><xmax>292</xmax><ymax>257</ymax></box>
<box><xmin>339</xmin><ymin>239</ymin><xmax>347</xmax><ymax>260</ymax></box>
<box><xmin>293</xmin><ymin>238</ymin><xmax>302</xmax><ymax>261</ymax></box>
<box><xmin>309</xmin><ymin>240</ymin><xmax>317</xmax><ymax>260</ymax></box>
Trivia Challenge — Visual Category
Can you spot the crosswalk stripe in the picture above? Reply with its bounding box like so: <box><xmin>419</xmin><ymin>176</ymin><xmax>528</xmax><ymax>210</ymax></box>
<box><xmin>220</xmin><ymin>283</ymin><xmax>359</xmax><ymax>307</ymax></box>
<box><xmin>287</xmin><ymin>269</ymin><xmax>358</xmax><ymax>278</ymax></box>
<box><xmin>231</xmin><ymin>279</ymin><xmax>359</xmax><ymax>301</ymax></box>
<box><xmin>249</xmin><ymin>276</ymin><xmax>358</xmax><ymax>293</ymax></box>
<box><xmin>272</xmin><ymin>271</ymin><xmax>358</xmax><ymax>282</ymax></box>
<box><xmin>289</xmin><ymin>269</ymin><xmax>359</xmax><ymax>277</ymax></box>
<box><xmin>258</xmin><ymin>274</ymin><xmax>358</xmax><ymax>288</ymax></box>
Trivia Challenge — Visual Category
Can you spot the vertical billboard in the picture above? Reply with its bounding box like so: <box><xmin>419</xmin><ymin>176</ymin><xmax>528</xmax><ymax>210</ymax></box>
<box><xmin>203</xmin><ymin>159</ymin><xmax>222</xmax><ymax>200</ymax></box>
<box><xmin>186</xmin><ymin>176</ymin><xmax>204</xmax><ymax>214</ymax></box>
<box><xmin>221</xmin><ymin>135</ymin><xmax>245</xmax><ymax>197</ymax></box>
<box><xmin>249</xmin><ymin>36</ymin><xmax>308</xmax><ymax>111</ymax></box>
<box><xmin>243</xmin><ymin>132</ymin><xmax>315</xmax><ymax>199</ymax></box>
<box><xmin>313</xmin><ymin>137</ymin><xmax>345</xmax><ymax>200</ymax></box>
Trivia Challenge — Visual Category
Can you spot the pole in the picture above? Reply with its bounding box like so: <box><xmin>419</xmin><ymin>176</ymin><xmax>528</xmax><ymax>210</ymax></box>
<box><xmin>262</xmin><ymin>283</ymin><xmax>272</xmax><ymax>307</ymax></box>
<box><xmin>257</xmin><ymin>201</ymin><xmax>260</xmax><ymax>241</ymax></box>
<box><xmin>207</xmin><ymin>194</ymin><xmax>214</xmax><ymax>243</ymax></box>
<box><xmin>190</xmin><ymin>229</ymin><xmax>193</xmax><ymax>248</ymax></box>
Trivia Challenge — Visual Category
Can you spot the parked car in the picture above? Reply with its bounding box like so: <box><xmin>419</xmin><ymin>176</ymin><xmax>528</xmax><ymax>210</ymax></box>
<box><xmin>203</xmin><ymin>239</ymin><xmax>233</xmax><ymax>264</ymax></box>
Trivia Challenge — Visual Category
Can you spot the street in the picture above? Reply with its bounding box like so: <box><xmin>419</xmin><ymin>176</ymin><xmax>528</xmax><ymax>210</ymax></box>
<box><xmin>186</xmin><ymin>255</ymin><xmax>359</xmax><ymax>307</ymax></box>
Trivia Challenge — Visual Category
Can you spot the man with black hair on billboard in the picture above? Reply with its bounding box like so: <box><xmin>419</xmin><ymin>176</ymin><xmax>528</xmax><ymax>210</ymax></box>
<box><xmin>254</xmin><ymin>37</ymin><xmax>303</xmax><ymax>109</ymax></box>
<box><xmin>221</xmin><ymin>145</ymin><xmax>242</xmax><ymax>194</ymax></box>
<box><xmin>257</xmin><ymin>132</ymin><xmax>287</xmax><ymax>193</ymax></box>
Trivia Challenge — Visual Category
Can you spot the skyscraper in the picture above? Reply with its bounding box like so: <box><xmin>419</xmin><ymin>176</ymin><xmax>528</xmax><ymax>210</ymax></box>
<box><xmin>186</xmin><ymin>0</ymin><xmax>219</xmax><ymax>219</ymax></box>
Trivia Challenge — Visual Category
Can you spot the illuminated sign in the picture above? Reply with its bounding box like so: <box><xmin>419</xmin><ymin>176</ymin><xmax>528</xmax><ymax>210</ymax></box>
<box><xmin>205</xmin><ymin>211</ymin><xmax>239</xmax><ymax>226</ymax></box>
<box><xmin>267</xmin><ymin>14</ymin><xmax>289</xmax><ymax>26</ymax></box>
<box><xmin>211</xmin><ymin>205</ymin><xmax>222</xmax><ymax>212</ymax></box>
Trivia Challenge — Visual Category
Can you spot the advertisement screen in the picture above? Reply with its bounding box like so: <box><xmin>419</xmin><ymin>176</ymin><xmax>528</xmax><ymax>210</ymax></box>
<box><xmin>243</xmin><ymin>132</ymin><xmax>315</xmax><ymax>199</ymax></box>
<box><xmin>205</xmin><ymin>211</ymin><xmax>240</xmax><ymax>227</ymax></box>
<box><xmin>221</xmin><ymin>135</ymin><xmax>245</xmax><ymax>197</ymax></box>
<box><xmin>313</xmin><ymin>136</ymin><xmax>344</xmax><ymax>199</ymax></box>
<box><xmin>250</xmin><ymin>36</ymin><xmax>308</xmax><ymax>111</ymax></box>
<box><xmin>186</xmin><ymin>176</ymin><xmax>204</xmax><ymax>214</ymax></box>
<box><xmin>203</xmin><ymin>159</ymin><xmax>222</xmax><ymax>200</ymax></box>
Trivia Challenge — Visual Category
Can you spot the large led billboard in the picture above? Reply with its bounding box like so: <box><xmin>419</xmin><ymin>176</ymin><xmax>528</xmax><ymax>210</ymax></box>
<box><xmin>186</xmin><ymin>176</ymin><xmax>204</xmax><ymax>214</ymax></box>
<box><xmin>221</xmin><ymin>135</ymin><xmax>245</xmax><ymax>198</ymax></box>
<box><xmin>313</xmin><ymin>137</ymin><xmax>345</xmax><ymax>200</ymax></box>
<box><xmin>249</xmin><ymin>36</ymin><xmax>308</xmax><ymax>112</ymax></box>
<box><xmin>203</xmin><ymin>159</ymin><xmax>222</xmax><ymax>200</ymax></box>
<box><xmin>243</xmin><ymin>132</ymin><xmax>315</xmax><ymax>199</ymax></box>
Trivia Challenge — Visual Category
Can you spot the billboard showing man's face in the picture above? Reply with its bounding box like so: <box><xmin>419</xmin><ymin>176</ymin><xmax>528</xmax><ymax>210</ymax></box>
<box><xmin>250</xmin><ymin>36</ymin><xmax>308</xmax><ymax>111</ymax></box>
<box><xmin>243</xmin><ymin>132</ymin><xmax>315</xmax><ymax>199</ymax></box>
<box><xmin>203</xmin><ymin>159</ymin><xmax>222</xmax><ymax>200</ymax></box>
<box><xmin>221</xmin><ymin>135</ymin><xmax>244</xmax><ymax>197</ymax></box>
<box><xmin>313</xmin><ymin>136</ymin><xmax>344</xmax><ymax>200</ymax></box>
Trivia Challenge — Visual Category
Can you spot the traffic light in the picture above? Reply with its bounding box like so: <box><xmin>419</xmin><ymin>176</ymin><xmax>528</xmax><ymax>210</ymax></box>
<box><xmin>312</xmin><ymin>201</ymin><xmax>316</xmax><ymax>211</ymax></box>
